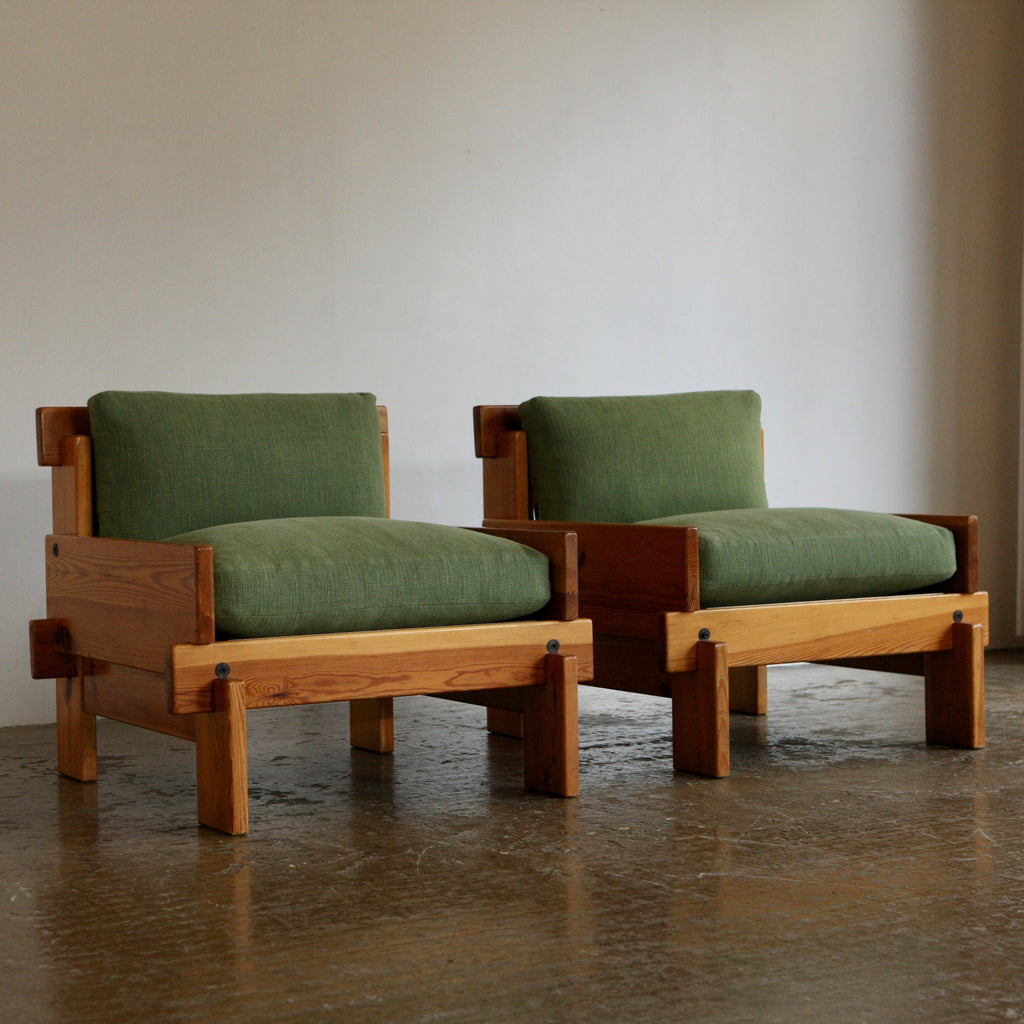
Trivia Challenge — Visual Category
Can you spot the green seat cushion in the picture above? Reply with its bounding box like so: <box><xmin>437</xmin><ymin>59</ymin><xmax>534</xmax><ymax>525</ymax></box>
<box><xmin>165</xmin><ymin>517</ymin><xmax>552</xmax><ymax>638</ymax></box>
<box><xmin>638</xmin><ymin>508</ymin><xmax>956</xmax><ymax>606</ymax></box>
<box><xmin>88</xmin><ymin>391</ymin><xmax>387</xmax><ymax>540</ymax></box>
<box><xmin>518</xmin><ymin>391</ymin><xmax>769</xmax><ymax>522</ymax></box>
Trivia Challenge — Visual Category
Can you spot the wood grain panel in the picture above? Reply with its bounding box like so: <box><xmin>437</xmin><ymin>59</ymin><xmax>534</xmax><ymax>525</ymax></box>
<box><xmin>483</xmin><ymin>520</ymin><xmax>699</xmax><ymax>628</ymax></box>
<box><xmin>46</xmin><ymin>534</ymin><xmax>214</xmax><ymax>672</ymax></box>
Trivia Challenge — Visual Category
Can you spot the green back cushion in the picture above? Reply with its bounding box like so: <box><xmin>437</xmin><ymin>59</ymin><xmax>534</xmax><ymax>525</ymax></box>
<box><xmin>640</xmin><ymin>508</ymin><xmax>956</xmax><ymax>606</ymax></box>
<box><xmin>166</xmin><ymin>517</ymin><xmax>552</xmax><ymax>637</ymax></box>
<box><xmin>518</xmin><ymin>391</ymin><xmax>768</xmax><ymax>522</ymax></box>
<box><xmin>88</xmin><ymin>392</ymin><xmax>387</xmax><ymax>540</ymax></box>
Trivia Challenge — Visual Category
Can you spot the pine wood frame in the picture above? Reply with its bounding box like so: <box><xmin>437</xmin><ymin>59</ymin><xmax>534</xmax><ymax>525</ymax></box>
<box><xmin>473</xmin><ymin>404</ymin><xmax>987</xmax><ymax>778</ymax></box>
<box><xmin>29</xmin><ymin>405</ymin><xmax>593</xmax><ymax>834</ymax></box>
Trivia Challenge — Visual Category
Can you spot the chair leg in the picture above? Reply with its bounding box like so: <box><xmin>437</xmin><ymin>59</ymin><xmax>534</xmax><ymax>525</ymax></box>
<box><xmin>56</xmin><ymin>676</ymin><xmax>97</xmax><ymax>782</ymax></box>
<box><xmin>672</xmin><ymin>639</ymin><xmax>730</xmax><ymax>777</ymax></box>
<box><xmin>924</xmin><ymin>620</ymin><xmax>985</xmax><ymax>748</ymax></box>
<box><xmin>486</xmin><ymin>707</ymin><xmax>525</xmax><ymax>738</ymax></box>
<box><xmin>349</xmin><ymin>697</ymin><xmax>395</xmax><ymax>753</ymax></box>
<box><xmin>522</xmin><ymin>652</ymin><xmax>579</xmax><ymax>797</ymax></box>
<box><xmin>729</xmin><ymin>664</ymin><xmax>768</xmax><ymax>715</ymax></box>
<box><xmin>195</xmin><ymin>678</ymin><xmax>249</xmax><ymax>835</ymax></box>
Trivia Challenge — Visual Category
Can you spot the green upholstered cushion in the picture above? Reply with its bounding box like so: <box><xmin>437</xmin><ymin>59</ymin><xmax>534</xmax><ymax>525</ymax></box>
<box><xmin>88</xmin><ymin>392</ymin><xmax>387</xmax><ymax>540</ymax></box>
<box><xmin>518</xmin><ymin>391</ymin><xmax>769</xmax><ymax>522</ymax></box>
<box><xmin>165</xmin><ymin>517</ymin><xmax>552</xmax><ymax>638</ymax></box>
<box><xmin>639</xmin><ymin>508</ymin><xmax>957</xmax><ymax>606</ymax></box>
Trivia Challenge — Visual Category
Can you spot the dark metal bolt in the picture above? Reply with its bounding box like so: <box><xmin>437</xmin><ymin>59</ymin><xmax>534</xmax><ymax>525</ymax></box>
<box><xmin>698</xmin><ymin>628</ymin><xmax>711</xmax><ymax>641</ymax></box>
<box><xmin>953</xmin><ymin>610</ymin><xmax>963</xmax><ymax>623</ymax></box>
<box><xmin>215</xmin><ymin>663</ymin><xmax>231</xmax><ymax>679</ymax></box>
<box><xmin>546</xmin><ymin>639</ymin><xmax>560</xmax><ymax>653</ymax></box>
<box><xmin>52</xmin><ymin>542</ymin><xmax>59</xmax><ymax>557</ymax></box>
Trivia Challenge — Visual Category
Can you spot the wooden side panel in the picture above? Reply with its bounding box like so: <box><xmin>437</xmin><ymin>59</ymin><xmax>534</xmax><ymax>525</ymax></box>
<box><xmin>46</xmin><ymin>535</ymin><xmax>215</xmax><ymax>673</ymax></box>
<box><xmin>662</xmin><ymin>592</ymin><xmax>989</xmax><ymax>673</ymax></box>
<box><xmin>482</xmin><ymin>520</ymin><xmax>700</xmax><ymax>633</ymax></box>
<box><xmin>169</xmin><ymin>618</ymin><xmax>594</xmax><ymax>714</ymax></box>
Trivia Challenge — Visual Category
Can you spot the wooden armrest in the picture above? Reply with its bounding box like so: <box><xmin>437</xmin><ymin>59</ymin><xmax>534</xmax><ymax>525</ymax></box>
<box><xmin>483</xmin><ymin>519</ymin><xmax>700</xmax><ymax>636</ymax></box>
<box><xmin>473</xmin><ymin>526</ymin><xmax>578</xmax><ymax>621</ymax></box>
<box><xmin>897</xmin><ymin>514</ymin><xmax>979</xmax><ymax>593</ymax></box>
<box><xmin>44</xmin><ymin>534</ymin><xmax>215</xmax><ymax>674</ymax></box>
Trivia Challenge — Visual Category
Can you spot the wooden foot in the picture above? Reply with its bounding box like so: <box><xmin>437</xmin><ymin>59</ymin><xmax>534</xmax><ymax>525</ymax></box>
<box><xmin>672</xmin><ymin>639</ymin><xmax>730</xmax><ymax>777</ymax></box>
<box><xmin>349</xmin><ymin>697</ymin><xmax>394</xmax><ymax>753</ymax></box>
<box><xmin>56</xmin><ymin>677</ymin><xmax>97</xmax><ymax>782</ymax></box>
<box><xmin>924</xmin><ymin>620</ymin><xmax>985</xmax><ymax>748</ymax></box>
<box><xmin>486</xmin><ymin>707</ymin><xmax>524</xmax><ymax>738</ymax></box>
<box><xmin>729</xmin><ymin>664</ymin><xmax>767</xmax><ymax>715</ymax></box>
<box><xmin>522</xmin><ymin>652</ymin><xmax>579</xmax><ymax>797</ymax></box>
<box><xmin>195</xmin><ymin>678</ymin><xmax>249</xmax><ymax>834</ymax></box>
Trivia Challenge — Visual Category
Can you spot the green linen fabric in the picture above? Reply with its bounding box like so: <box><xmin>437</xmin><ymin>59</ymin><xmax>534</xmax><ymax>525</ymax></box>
<box><xmin>639</xmin><ymin>507</ymin><xmax>956</xmax><ymax>606</ymax></box>
<box><xmin>165</xmin><ymin>516</ymin><xmax>552</xmax><ymax>637</ymax></box>
<box><xmin>518</xmin><ymin>391</ymin><xmax>768</xmax><ymax>522</ymax></box>
<box><xmin>88</xmin><ymin>391</ymin><xmax>387</xmax><ymax>540</ymax></box>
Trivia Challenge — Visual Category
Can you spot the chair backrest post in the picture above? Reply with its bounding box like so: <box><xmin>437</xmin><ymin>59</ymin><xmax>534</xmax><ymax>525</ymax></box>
<box><xmin>37</xmin><ymin>407</ymin><xmax>93</xmax><ymax>536</ymax></box>
<box><xmin>473</xmin><ymin>406</ymin><xmax>530</xmax><ymax>520</ymax></box>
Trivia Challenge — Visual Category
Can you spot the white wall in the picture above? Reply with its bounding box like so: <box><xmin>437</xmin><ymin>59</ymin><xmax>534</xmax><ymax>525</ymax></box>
<box><xmin>2</xmin><ymin>0</ymin><xmax>1021</xmax><ymax>726</ymax></box>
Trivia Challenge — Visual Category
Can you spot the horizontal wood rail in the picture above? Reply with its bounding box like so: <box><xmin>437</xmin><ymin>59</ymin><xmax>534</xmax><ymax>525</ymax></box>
<box><xmin>169</xmin><ymin>618</ymin><xmax>594</xmax><ymax>715</ymax></box>
<box><xmin>660</xmin><ymin>591</ymin><xmax>989</xmax><ymax>673</ymax></box>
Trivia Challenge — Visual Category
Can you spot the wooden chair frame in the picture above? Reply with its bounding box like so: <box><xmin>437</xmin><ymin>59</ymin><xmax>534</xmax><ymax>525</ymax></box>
<box><xmin>474</xmin><ymin>404</ymin><xmax>987</xmax><ymax>777</ymax></box>
<box><xmin>29</xmin><ymin>405</ymin><xmax>594</xmax><ymax>834</ymax></box>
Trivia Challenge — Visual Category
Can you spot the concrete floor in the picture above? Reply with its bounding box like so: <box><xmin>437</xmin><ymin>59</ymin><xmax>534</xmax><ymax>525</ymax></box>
<box><xmin>3</xmin><ymin>654</ymin><xmax>1024</xmax><ymax>1024</ymax></box>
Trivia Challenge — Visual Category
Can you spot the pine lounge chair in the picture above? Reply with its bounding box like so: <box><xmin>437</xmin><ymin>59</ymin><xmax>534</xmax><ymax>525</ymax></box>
<box><xmin>30</xmin><ymin>392</ymin><xmax>593</xmax><ymax>833</ymax></box>
<box><xmin>474</xmin><ymin>390</ymin><xmax>986</xmax><ymax>777</ymax></box>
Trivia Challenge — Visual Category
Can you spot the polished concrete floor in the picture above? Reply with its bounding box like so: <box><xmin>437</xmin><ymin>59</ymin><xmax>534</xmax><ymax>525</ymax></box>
<box><xmin>3</xmin><ymin>653</ymin><xmax>1024</xmax><ymax>1024</ymax></box>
